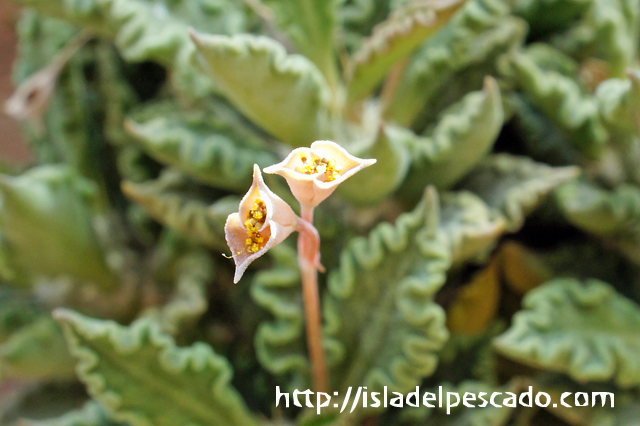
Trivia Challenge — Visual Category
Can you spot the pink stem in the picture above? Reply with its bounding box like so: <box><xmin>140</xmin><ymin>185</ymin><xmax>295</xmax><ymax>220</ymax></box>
<box><xmin>297</xmin><ymin>205</ymin><xmax>329</xmax><ymax>393</ymax></box>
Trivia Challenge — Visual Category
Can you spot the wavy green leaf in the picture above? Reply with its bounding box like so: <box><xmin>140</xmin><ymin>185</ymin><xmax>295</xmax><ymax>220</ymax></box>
<box><xmin>46</xmin><ymin>46</ymin><xmax>104</xmax><ymax>184</ymax></box>
<box><xmin>13</xmin><ymin>12</ymin><xmax>78</xmax><ymax>82</ymax></box>
<box><xmin>387</xmin><ymin>0</ymin><xmax>525</xmax><ymax>125</ymax></box>
<box><xmin>337</xmin><ymin>124</ymin><xmax>411</xmax><ymax>205</ymax></box>
<box><xmin>514</xmin><ymin>0</ymin><xmax>593</xmax><ymax>35</ymax></box>
<box><xmin>494</xmin><ymin>278</ymin><xmax>640</xmax><ymax>387</ymax></box>
<box><xmin>0</xmin><ymin>166</ymin><xmax>118</xmax><ymax>290</ymax></box>
<box><xmin>250</xmin><ymin>244</ymin><xmax>308</xmax><ymax>391</ymax></box>
<box><xmin>346</xmin><ymin>0</ymin><xmax>465</xmax><ymax>104</ymax></box>
<box><xmin>250</xmin><ymin>193</ymin><xmax>504</xmax><ymax>394</ymax></box>
<box><xmin>339</xmin><ymin>0</ymin><xmax>391</xmax><ymax>53</ymax></box>
<box><xmin>460</xmin><ymin>154</ymin><xmax>580</xmax><ymax>231</ymax></box>
<box><xmin>0</xmin><ymin>291</ymin><xmax>40</xmax><ymax>343</ymax></box>
<box><xmin>190</xmin><ymin>32</ymin><xmax>331</xmax><ymax>146</ymax></box>
<box><xmin>23</xmin><ymin>401</ymin><xmax>126</xmax><ymax>426</ymax></box>
<box><xmin>12</xmin><ymin>13</ymin><xmax>81</xmax><ymax>163</ymax></box>
<box><xmin>585</xmin><ymin>0</ymin><xmax>640</xmax><ymax>77</ymax></box>
<box><xmin>546</xmin><ymin>0</ymin><xmax>640</xmax><ymax>77</ymax></box>
<box><xmin>0</xmin><ymin>384</ymin><xmax>89</xmax><ymax>426</ymax></box>
<box><xmin>54</xmin><ymin>309</ymin><xmax>259</xmax><ymax>426</ymax></box>
<box><xmin>399</xmin><ymin>76</ymin><xmax>504</xmax><ymax>192</ymax></box>
<box><xmin>523</xmin><ymin>43</ymin><xmax>580</xmax><ymax>77</ymax></box>
<box><xmin>509</xmin><ymin>93</ymin><xmax>583</xmax><ymax>165</ymax></box>
<box><xmin>0</xmin><ymin>316</ymin><xmax>76</xmax><ymax>382</ymax></box>
<box><xmin>126</xmin><ymin>102</ymin><xmax>276</xmax><ymax>191</ymax></box>
<box><xmin>121</xmin><ymin>172</ymin><xmax>237</xmax><ymax>252</ymax></box>
<box><xmin>0</xmin><ymin>291</ymin><xmax>76</xmax><ymax>382</ymax></box>
<box><xmin>95</xmin><ymin>42</ymin><xmax>138</xmax><ymax>150</ymax></box>
<box><xmin>508</xmin><ymin>51</ymin><xmax>609</xmax><ymax>158</ymax></box>
<box><xmin>596</xmin><ymin>70</ymin><xmax>640</xmax><ymax>133</ymax></box>
<box><xmin>12</xmin><ymin>14</ymin><xmax>117</xmax><ymax>192</ymax></box>
<box><xmin>262</xmin><ymin>0</ymin><xmax>339</xmax><ymax>89</ymax></box>
<box><xmin>547</xmin><ymin>17</ymin><xmax>596</xmax><ymax>59</ymax></box>
<box><xmin>325</xmin><ymin>187</ymin><xmax>451</xmax><ymax>394</ymax></box>
<box><xmin>11</xmin><ymin>0</ymin><xmax>249</xmax><ymax>97</ymax></box>
<box><xmin>154</xmin><ymin>250</ymin><xmax>214</xmax><ymax>336</ymax></box>
<box><xmin>340</xmin><ymin>0</ymin><xmax>389</xmax><ymax>31</ymax></box>
<box><xmin>127</xmin><ymin>97</ymin><xmax>271</xmax><ymax>152</ymax></box>
<box><xmin>589</xmin><ymin>401</ymin><xmax>640</xmax><ymax>426</ymax></box>
<box><xmin>439</xmin><ymin>192</ymin><xmax>505</xmax><ymax>265</ymax></box>
<box><xmin>556</xmin><ymin>179</ymin><xmax>640</xmax><ymax>264</ymax></box>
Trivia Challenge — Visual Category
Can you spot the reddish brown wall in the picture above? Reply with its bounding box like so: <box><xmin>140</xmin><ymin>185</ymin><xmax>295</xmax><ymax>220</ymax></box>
<box><xmin>0</xmin><ymin>1</ymin><xmax>31</xmax><ymax>165</ymax></box>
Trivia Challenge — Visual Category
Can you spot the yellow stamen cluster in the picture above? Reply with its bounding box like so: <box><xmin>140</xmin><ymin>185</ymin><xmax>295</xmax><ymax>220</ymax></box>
<box><xmin>297</xmin><ymin>153</ymin><xmax>342</xmax><ymax>181</ymax></box>
<box><xmin>244</xmin><ymin>199</ymin><xmax>267</xmax><ymax>253</ymax></box>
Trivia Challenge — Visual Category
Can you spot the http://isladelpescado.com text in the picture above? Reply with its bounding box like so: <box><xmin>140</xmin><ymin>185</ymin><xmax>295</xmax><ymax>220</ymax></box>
<box><xmin>275</xmin><ymin>386</ymin><xmax>615</xmax><ymax>415</ymax></box>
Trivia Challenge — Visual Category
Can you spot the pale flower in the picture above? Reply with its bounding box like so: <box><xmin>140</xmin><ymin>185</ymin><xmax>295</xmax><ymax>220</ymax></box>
<box><xmin>225</xmin><ymin>165</ymin><xmax>298</xmax><ymax>283</ymax></box>
<box><xmin>263</xmin><ymin>140</ymin><xmax>376</xmax><ymax>209</ymax></box>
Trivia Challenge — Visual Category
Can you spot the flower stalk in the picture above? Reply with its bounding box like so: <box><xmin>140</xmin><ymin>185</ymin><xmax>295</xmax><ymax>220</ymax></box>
<box><xmin>226</xmin><ymin>141</ymin><xmax>375</xmax><ymax>393</ymax></box>
<box><xmin>297</xmin><ymin>205</ymin><xmax>329</xmax><ymax>393</ymax></box>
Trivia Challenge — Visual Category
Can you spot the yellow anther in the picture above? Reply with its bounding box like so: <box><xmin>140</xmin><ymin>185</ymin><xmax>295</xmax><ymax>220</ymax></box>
<box><xmin>296</xmin><ymin>153</ymin><xmax>341</xmax><ymax>180</ymax></box>
<box><xmin>243</xmin><ymin>198</ymin><xmax>269</xmax><ymax>253</ymax></box>
<box><xmin>245</xmin><ymin>220</ymin><xmax>259</xmax><ymax>234</ymax></box>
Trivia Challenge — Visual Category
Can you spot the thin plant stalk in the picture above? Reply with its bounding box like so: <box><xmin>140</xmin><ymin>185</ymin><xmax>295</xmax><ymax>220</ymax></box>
<box><xmin>380</xmin><ymin>57</ymin><xmax>409</xmax><ymax>117</ymax></box>
<box><xmin>298</xmin><ymin>205</ymin><xmax>329</xmax><ymax>393</ymax></box>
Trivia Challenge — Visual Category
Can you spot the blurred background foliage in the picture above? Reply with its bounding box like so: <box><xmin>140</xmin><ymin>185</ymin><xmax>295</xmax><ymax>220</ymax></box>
<box><xmin>0</xmin><ymin>0</ymin><xmax>639</xmax><ymax>425</ymax></box>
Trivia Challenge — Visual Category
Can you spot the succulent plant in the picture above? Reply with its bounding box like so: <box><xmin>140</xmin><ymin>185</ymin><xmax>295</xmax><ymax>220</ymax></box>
<box><xmin>1</xmin><ymin>0</ymin><xmax>640</xmax><ymax>425</ymax></box>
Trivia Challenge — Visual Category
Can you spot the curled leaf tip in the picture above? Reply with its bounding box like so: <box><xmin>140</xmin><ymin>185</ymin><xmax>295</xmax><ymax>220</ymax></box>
<box><xmin>483</xmin><ymin>75</ymin><xmax>498</xmax><ymax>91</ymax></box>
<box><xmin>188</xmin><ymin>27</ymin><xmax>224</xmax><ymax>49</ymax></box>
<box><xmin>4</xmin><ymin>66</ymin><xmax>59</xmax><ymax>130</ymax></box>
<box><xmin>187</xmin><ymin>27</ymin><xmax>200</xmax><ymax>43</ymax></box>
<box><xmin>627</xmin><ymin>69</ymin><xmax>640</xmax><ymax>89</ymax></box>
<box><xmin>263</xmin><ymin>140</ymin><xmax>376</xmax><ymax>208</ymax></box>
<box><xmin>123</xmin><ymin>118</ymin><xmax>143</xmax><ymax>136</ymax></box>
<box><xmin>5</xmin><ymin>31</ymin><xmax>90</xmax><ymax>130</ymax></box>
<box><xmin>51</xmin><ymin>308</ymin><xmax>76</xmax><ymax>324</ymax></box>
